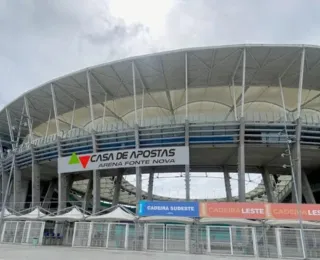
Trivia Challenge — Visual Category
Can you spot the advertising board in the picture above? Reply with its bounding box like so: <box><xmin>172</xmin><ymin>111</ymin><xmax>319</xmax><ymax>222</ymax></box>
<box><xmin>58</xmin><ymin>146</ymin><xmax>189</xmax><ymax>173</ymax></box>
<box><xmin>200</xmin><ymin>202</ymin><xmax>320</xmax><ymax>221</ymax></box>
<box><xmin>138</xmin><ymin>201</ymin><xmax>199</xmax><ymax>217</ymax></box>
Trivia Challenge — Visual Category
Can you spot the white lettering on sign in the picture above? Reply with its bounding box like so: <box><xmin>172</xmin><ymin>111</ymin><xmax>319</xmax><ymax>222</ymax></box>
<box><xmin>58</xmin><ymin>146</ymin><xmax>189</xmax><ymax>174</ymax></box>
<box><xmin>146</xmin><ymin>205</ymin><xmax>195</xmax><ymax>211</ymax></box>
<box><xmin>308</xmin><ymin>210</ymin><xmax>320</xmax><ymax>216</ymax></box>
<box><xmin>241</xmin><ymin>208</ymin><xmax>265</xmax><ymax>214</ymax></box>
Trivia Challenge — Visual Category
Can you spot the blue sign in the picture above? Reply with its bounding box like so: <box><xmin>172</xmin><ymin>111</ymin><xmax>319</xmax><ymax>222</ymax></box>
<box><xmin>138</xmin><ymin>201</ymin><xmax>199</xmax><ymax>217</ymax></box>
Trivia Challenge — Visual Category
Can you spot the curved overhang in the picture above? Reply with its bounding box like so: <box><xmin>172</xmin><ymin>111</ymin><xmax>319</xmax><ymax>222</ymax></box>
<box><xmin>3</xmin><ymin>44</ymin><xmax>320</xmax><ymax>141</ymax></box>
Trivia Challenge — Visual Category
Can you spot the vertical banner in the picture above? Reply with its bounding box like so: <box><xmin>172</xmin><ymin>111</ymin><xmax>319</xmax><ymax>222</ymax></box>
<box><xmin>138</xmin><ymin>201</ymin><xmax>200</xmax><ymax>217</ymax></box>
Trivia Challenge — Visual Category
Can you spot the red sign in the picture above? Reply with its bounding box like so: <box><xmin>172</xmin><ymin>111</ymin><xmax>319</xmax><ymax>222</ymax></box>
<box><xmin>200</xmin><ymin>202</ymin><xmax>266</xmax><ymax>219</ymax></box>
<box><xmin>200</xmin><ymin>202</ymin><xmax>320</xmax><ymax>221</ymax></box>
<box><xmin>269</xmin><ymin>203</ymin><xmax>320</xmax><ymax>221</ymax></box>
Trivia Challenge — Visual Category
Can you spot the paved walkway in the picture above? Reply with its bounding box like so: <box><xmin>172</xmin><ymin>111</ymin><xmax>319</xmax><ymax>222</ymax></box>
<box><xmin>0</xmin><ymin>244</ymin><xmax>281</xmax><ymax>260</ymax></box>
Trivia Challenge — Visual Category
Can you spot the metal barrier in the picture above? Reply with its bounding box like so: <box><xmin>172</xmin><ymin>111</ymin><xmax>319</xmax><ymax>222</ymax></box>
<box><xmin>1</xmin><ymin>221</ymin><xmax>45</xmax><ymax>245</ymax></box>
<box><xmin>3</xmin><ymin>221</ymin><xmax>320</xmax><ymax>259</ymax></box>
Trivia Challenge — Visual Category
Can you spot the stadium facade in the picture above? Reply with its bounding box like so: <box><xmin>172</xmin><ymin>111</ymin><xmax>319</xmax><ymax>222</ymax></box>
<box><xmin>1</xmin><ymin>44</ymin><xmax>320</xmax><ymax>213</ymax></box>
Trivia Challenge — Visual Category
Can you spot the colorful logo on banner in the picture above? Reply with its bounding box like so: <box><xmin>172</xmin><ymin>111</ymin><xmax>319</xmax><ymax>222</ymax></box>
<box><xmin>139</xmin><ymin>201</ymin><xmax>200</xmax><ymax>217</ymax></box>
<box><xmin>58</xmin><ymin>146</ymin><xmax>189</xmax><ymax>174</ymax></box>
<box><xmin>199</xmin><ymin>202</ymin><xmax>320</xmax><ymax>221</ymax></box>
<box><xmin>69</xmin><ymin>153</ymin><xmax>91</xmax><ymax>169</ymax></box>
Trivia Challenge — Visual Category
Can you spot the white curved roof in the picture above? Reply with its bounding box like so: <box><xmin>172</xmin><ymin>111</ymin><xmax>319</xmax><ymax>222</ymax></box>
<box><xmin>2</xmin><ymin>44</ymin><xmax>320</xmax><ymax>140</ymax></box>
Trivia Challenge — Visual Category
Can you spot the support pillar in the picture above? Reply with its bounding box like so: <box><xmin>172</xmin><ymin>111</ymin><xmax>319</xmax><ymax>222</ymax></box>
<box><xmin>238</xmin><ymin>117</ymin><xmax>246</xmax><ymax>202</ymax></box>
<box><xmin>261</xmin><ymin>168</ymin><xmax>275</xmax><ymax>202</ymax></box>
<box><xmin>223</xmin><ymin>166</ymin><xmax>232</xmax><ymax>202</ymax></box>
<box><xmin>134</xmin><ymin>124</ymin><xmax>142</xmax><ymax>210</ymax></box>
<box><xmin>301</xmin><ymin>171</ymin><xmax>315</xmax><ymax>204</ymax></box>
<box><xmin>13</xmin><ymin>166</ymin><xmax>22</xmax><ymax>210</ymax></box>
<box><xmin>82</xmin><ymin>177</ymin><xmax>93</xmax><ymax>210</ymax></box>
<box><xmin>31</xmin><ymin>161</ymin><xmax>41</xmax><ymax>207</ymax></box>
<box><xmin>92</xmin><ymin>170</ymin><xmax>100</xmax><ymax>213</ymax></box>
<box><xmin>1</xmin><ymin>171</ymin><xmax>9</xmax><ymax>207</ymax></box>
<box><xmin>185</xmin><ymin>120</ymin><xmax>190</xmax><ymax>201</ymax></box>
<box><xmin>292</xmin><ymin>118</ymin><xmax>302</xmax><ymax>203</ymax></box>
<box><xmin>58</xmin><ymin>174</ymin><xmax>68</xmax><ymax>213</ymax></box>
<box><xmin>147</xmin><ymin>171</ymin><xmax>154</xmax><ymax>201</ymax></box>
<box><xmin>42</xmin><ymin>180</ymin><xmax>57</xmax><ymax>209</ymax></box>
<box><xmin>112</xmin><ymin>172</ymin><xmax>123</xmax><ymax>206</ymax></box>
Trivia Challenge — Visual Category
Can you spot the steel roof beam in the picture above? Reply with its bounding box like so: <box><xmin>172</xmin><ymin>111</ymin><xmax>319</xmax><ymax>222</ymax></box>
<box><xmin>133</xmin><ymin>61</ymin><xmax>168</xmax><ymax>117</ymax></box>
<box><xmin>207</xmin><ymin>49</ymin><xmax>216</xmax><ymax>84</ymax></box>
<box><xmin>159</xmin><ymin>56</ymin><xmax>175</xmax><ymax>123</ymax></box>
<box><xmin>110</xmin><ymin>65</ymin><xmax>131</xmax><ymax>95</ymax></box>
<box><xmin>90</xmin><ymin>72</ymin><xmax>115</xmax><ymax>98</ymax></box>
<box><xmin>224</xmin><ymin>49</ymin><xmax>246</xmax><ymax>120</ymax></box>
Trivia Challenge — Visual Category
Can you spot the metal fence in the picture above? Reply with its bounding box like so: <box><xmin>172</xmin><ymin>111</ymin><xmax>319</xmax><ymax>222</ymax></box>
<box><xmin>2</xmin><ymin>221</ymin><xmax>320</xmax><ymax>259</ymax></box>
<box><xmin>1</xmin><ymin>221</ymin><xmax>45</xmax><ymax>245</ymax></box>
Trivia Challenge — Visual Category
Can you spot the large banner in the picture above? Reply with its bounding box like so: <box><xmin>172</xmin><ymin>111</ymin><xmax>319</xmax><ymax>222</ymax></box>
<box><xmin>58</xmin><ymin>146</ymin><xmax>189</xmax><ymax>173</ymax></box>
<box><xmin>200</xmin><ymin>202</ymin><xmax>320</xmax><ymax>221</ymax></box>
<box><xmin>138</xmin><ymin>201</ymin><xmax>199</xmax><ymax>217</ymax></box>
<box><xmin>200</xmin><ymin>202</ymin><xmax>266</xmax><ymax>219</ymax></box>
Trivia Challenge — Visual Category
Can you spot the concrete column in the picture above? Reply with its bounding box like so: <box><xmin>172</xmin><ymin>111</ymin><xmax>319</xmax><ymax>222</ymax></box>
<box><xmin>185</xmin><ymin>120</ymin><xmax>190</xmax><ymax>201</ymax></box>
<box><xmin>13</xmin><ymin>166</ymin><xmax>22</xmax><ymax>210</ymax></box>
<box><xmin>238</xmin><ymin>117</ymin><xmax>246</xmax><ymax>202</ymax></box>
<box><xmin>223</xmin><ymin>166</ymin><xmax>232</xmax><ymax>202</ymax></box>
<box><xmin>301</xmin><ymin>171</ymin><xmax>315</xmax><ymax>204</ymax></box>
<box><xmin>134</xmin><ymin>124</ymin><xmax>142</xmax><ymax>210</ymax></box>
<box><xmin>291</xmin><ymin>118</ymin><xmax>302</xmax><ymax>203</ymax></box>
<box><xmin>31</xmin><ymin>162</ymin><xmax>41</xmax><ymax>207</ymax></box>
<box><xmin>42</xmin><ymin>180</ymin><xmax>57</xmax><ymax>209</ymax></box>
<box><xmin>147</xmin><ymin>172</ymin><xmax>154</xmax><ymax>201</ymax></box>
<box><xmin>1</xmin><ymin>170</ymin><xmax>9</xmax><ymax>207</ymax></box>
<box><xmin>112</xmin><ymin>172</ymin><xmax>123</xmax><ymax>206</ymax></box>
<box><xmin>262</xmin><ymin>168</ymin><xmax>275</xmax><ymax>202</ymax></box>
<box><xmin>58</xmin><ymin>174</ymin><xmax>68</xmax><ymax>213</ymax></box>
<box><xmin>82</xmin><ymin>177</ymin><xmax>93</xmax><ymax>210</ymax></box>
<box><xmin>92</xmin><ymin>170</ymin><xmax>100</xmax><ymax>214</ymax></box>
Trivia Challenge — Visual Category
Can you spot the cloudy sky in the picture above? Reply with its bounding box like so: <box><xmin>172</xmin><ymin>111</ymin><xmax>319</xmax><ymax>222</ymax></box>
<box><xmin>1</xmin><ymin>0</ymin><xmax>317</xmax><ymax>199</ymax></box>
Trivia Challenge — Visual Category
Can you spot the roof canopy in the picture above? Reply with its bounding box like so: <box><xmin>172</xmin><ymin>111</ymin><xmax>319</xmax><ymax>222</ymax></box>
<box><xmin>87</xmin><ymin>206</ymin><xmax>136</xmax><ymax>222</ymax></box>
<box><xmin>42</xmin><ymin>207</ymin><xmax>88</xmax><ymax>222</ymax></box>
<box><xmin>11</xmin><ymin>207</ymin><xmax>46</xmax><ymax>220</ymax></box>
<box><xmin>0</xmin><ymin>208</ymin><xmax>14</xmax><ymax>218</ymax></box>
<box><xmin>2</xmin><ymin>45</ymin><xmax>320</xmax><ymax>142</ymax></box>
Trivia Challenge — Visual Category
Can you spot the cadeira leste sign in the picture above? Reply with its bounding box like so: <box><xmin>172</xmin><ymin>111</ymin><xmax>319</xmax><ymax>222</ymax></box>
<box><xmin>200</xmin><ymin>202</ymin><xmax>320</xmax><ymax>221</ymax></box>
<box><xmin>58</xmin><ymin>146</ymin><xmax>189</xmax><ymax>173</ymax></box>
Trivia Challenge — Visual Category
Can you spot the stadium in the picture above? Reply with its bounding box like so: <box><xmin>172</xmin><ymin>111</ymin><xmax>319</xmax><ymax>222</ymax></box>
<box><xmin>1</xmin><ymin>44</ymin><xmax>320</xmax><ymax>259</ymax></box>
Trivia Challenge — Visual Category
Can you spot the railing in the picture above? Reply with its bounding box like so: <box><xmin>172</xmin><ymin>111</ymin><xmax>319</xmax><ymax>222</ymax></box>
<box><xmin>1</xmin><ymin>221</ymin><xmax>320</xmax><ymax>259</ymax></box>
<box><xmin>3</xmin><ymin>112</ymin><xmax>320</xmax><ymax>163</ymax></box>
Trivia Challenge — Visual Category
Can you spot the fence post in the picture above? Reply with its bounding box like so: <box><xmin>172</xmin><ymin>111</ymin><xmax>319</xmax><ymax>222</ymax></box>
<box><xmin>185</xmin><ymin>224</ymin><xmax>190</xmax><ymax>253</ymax></box>
<box><xmin>143</xmin><ymin>223</ymin><xmax>148</xmax><ymax>251</ymax></box>
<box><xmin>71</xmin><ymin>222</ymin><xmax>77</xmax><ymax>247</ymax></box>
<box><xmin>275</xmin><ymin>228</ymin><xmax>282</xmax><ymax>258</ymax></box>
<box><xmin>206</xmin><ymin>226</ymin><xmax>211</xmax><ymax>253</ymax></box>
<box><xmin>252</xmin><ymin>227</ymin><xmax>258</xmax><ymax>257</ymax></box>
<box><xmin>87</xmin><ymin>222</ymin><xmax>93</xmax><ymax>247</ymax></box>
<box><xmin>229</xmin><ymin>226</ymin><xmax>234</xmax><ymax>255</ymax></box>
<box><xmin>0</xmin><ymin>221</ymin><xmax>6</xmax><ymax>242</ymax></box>
<box><xmin>124</xmin><ymin>224</ymin><xmax>129</xmax><ymax>250</ymax></box>
<box><xmin>106</xmin><ymin>223</ymin><xmax>110</xmax><ymax>248</ymax></box>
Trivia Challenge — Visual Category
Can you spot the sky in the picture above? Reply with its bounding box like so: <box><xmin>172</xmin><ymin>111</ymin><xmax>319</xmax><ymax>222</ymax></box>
<box><xmin>1</xmin><ymin>0</ymin><xmax>318</xmax><ymax>199</ymax></box>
